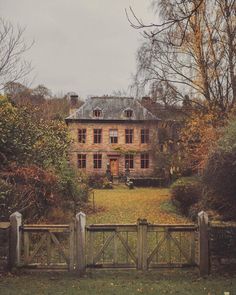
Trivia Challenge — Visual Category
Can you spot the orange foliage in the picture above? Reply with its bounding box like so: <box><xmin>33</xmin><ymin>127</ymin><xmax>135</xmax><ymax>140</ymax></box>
<box><xmin>0</xmin><ymin>164</ymin><xmax>61</xmax><ymax>222</ymax></box>
<box><xmin>181</xmin><ymin>112</ymin><xmax>221</xmax><ymax>171</ymax></box>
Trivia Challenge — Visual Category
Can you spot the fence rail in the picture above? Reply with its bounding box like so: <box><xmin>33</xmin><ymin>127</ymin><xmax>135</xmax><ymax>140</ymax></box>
<box><xmin>21</xmin><ymin>223</ymin><xmax>74</xmax><ymax>270</ymax></box>
<box><xmin>4</xmin><ymin>211</ymin><xmax>236</xmax><ymax>276</ymax></box>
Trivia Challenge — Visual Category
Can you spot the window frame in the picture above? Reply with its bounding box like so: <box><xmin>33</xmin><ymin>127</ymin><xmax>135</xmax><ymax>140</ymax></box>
<box><xmin>78</xmin><ymin>128</ymin><xmax>86</xmax><ymax>143</ymax></box>
<box><xmin>125</xmin><ymin>154</ymin><xmax>134</xmax><ymax>169</ymax></box>
<box><xmin>124</xmin><ymin>109</ymin><xmax>133</xmax><ymax>118</ymax></box>
<box><xmin>93</xmin><ymin>109</ymin><xmax>102</xmax><ymax>118</ymax></box>
<box><xmin>77</xmin><ymin>154</ymin><xmax>86</xmax><ymax>169</ymax></box>
<box><xmin>93</xmin><ymin>153</ymin><xmax>102</xmax><ymax>169</ymax></box>
<box><xmin>141</xmin><ymin>153</ymin><xmax>149</xmax><ymax>169</ymax></box>
<box><xmin>125</xmin><ymin>129</ymin><xmax>133</xmax><ymax>144</ymax></box>
<box><xmin>141</xmin><ymin>129</ymin><xmax>149</xmax><ymax>144</ymax></box>
<box><xmin>93</xmin><ymin>129</ymin><xmax>102</xmax><ymax>144</ymax></box>
<box><xmin>109</xmin><ymin>129</ymin><xmax>118</xmax><ymax>144</ymax></box>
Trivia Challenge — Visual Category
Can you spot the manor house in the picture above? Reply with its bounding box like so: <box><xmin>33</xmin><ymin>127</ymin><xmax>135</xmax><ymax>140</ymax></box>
<box><xmin>65</xmin><ymin>96</ymin><xmax>166</xmax><ymax>177</ymax></box>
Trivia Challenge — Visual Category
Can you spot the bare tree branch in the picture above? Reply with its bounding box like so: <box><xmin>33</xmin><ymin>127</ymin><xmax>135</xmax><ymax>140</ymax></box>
<box><xmin>0</xmin><ymin>18</ymin><xmax>33</xmax><ymax>90</ymax></box>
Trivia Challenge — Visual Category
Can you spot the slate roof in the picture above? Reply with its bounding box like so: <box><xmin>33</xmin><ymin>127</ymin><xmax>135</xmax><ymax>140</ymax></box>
<box><xmin>66</xmin><ymin>96</ymin><xmax>160</xmax><ymax>121</ymax></box>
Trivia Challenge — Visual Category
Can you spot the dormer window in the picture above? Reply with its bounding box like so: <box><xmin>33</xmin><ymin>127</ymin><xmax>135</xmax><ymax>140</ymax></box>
<box><xmin>93</xmin><ymin>108</ymin><xmax>102</xmax><ymax>118</ymax></box>
<box><xmin>124</xmin><ymin>109</ymin><xmax>133</xmax><ymax>118</ymax></box>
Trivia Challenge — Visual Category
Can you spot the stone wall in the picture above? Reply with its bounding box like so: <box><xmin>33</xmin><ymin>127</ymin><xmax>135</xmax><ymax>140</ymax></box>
<box><xmin>67</xmin><ymin>121</ymin><xmax>159</xmax><ymax>177</ymax></box>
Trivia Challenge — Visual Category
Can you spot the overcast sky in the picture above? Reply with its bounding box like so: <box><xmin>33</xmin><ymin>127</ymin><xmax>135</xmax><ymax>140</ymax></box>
<box><xmin>1</xmin><ymin>0</ymin><xmax>157</xmax><ymax>99</ymax></box>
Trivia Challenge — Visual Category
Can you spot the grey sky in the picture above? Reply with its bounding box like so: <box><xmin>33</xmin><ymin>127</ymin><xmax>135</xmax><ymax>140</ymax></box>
<box><xmin>1</xmin><ymin>0</ymin><xmax>157</xmax><ymax>98</ymax></box>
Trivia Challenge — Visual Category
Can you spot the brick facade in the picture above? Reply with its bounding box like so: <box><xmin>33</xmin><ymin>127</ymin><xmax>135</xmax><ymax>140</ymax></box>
<box><xmin>68</xmin><ymin>121</ymin><xmax>159</xmax><ymax>177</ymax></box>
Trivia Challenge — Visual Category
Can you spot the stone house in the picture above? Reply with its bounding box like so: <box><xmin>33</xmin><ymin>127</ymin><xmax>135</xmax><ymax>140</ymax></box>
<box><xmin>65</xmin><ymin>96</ymin><xmax>162</xmax><ymax>178</ymax></box>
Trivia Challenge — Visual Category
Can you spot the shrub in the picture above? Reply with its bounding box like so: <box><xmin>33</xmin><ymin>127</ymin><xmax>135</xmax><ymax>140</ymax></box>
<box><xmin>88</xmin><ymin>174</ymin><xmax>106</xmax><ymax>189</ymax></box>
<box><xmin>57</xmin><ymin>161</ymin><xmax>89</xmax><ymax>215</ymax></box>
<box><xmin>170</xmin><ymin>176</ymin><xmax>202</xmax><ymax>215</ymax></box>
<box><xmin>202</xmin><ymin>119</ymin><xmax>236</xmax><ymax>220</ymax></box>
<box><xmin>0</xmin><ymin>179</ymin><xmax>15</xmax><ymax>221</ymax></box>
<box><xmin>0</xmin><ymin>164</ymin><xmax>61</xmax><ymax>222</ymax></box>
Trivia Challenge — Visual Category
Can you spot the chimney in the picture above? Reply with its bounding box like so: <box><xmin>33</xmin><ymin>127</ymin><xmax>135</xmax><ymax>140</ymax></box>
<box><xmin>67</xmin><ymin>92</ymin><xmax>79</xmax><ymax>115</ymax></box>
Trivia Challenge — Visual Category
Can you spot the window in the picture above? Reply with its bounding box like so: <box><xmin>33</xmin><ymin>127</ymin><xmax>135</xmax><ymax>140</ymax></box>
<box><xmin>93</xmin><ymin>154</ymin><xmax>102</xmax><ymax>169</ymax></box>
<box><xmin>141</xmin><ymin>129</ymin><xmax>149</xmax><ymax>144</ymax></box>
<box><xmin>124</xmin><ymin>109</ymin><xmax>133</xmax><ymax>118</ymax></box>
<box><xmin>141</xmin><ymin>153</ymin><xmax>149</xmax><ymax>169</ymax></box>
<box><xmin>77</xmin><ymin>154</ymin><xmax>86</xmax><ymax>168</ymax></box>
<box><xmin>125</xmin><ymin>154</ymin><xmax>134</xmax><ymax>169</ymax></box>
<box><xmin>78</xmin><ymin>129</ymin><xmax>86</xmax><ymax>143</ymax></box>
<box><xmin>94</xmin><ymin>129</ymin><xmax>102</xmax><ymax>143</ymax></box>
<box><xmin>109</xmin><ymin>129</ymin><xmax>118</xmax><ymax>143</ymax></box>
<box><xmin>93</xmin><ymin>109</ymin><xmax>102</xmax><ymax>117</ymax></box>
<box><xmin>125</xmin><ymin>129</ymin><xmax>133</xmax><ymax>144</ymax></box>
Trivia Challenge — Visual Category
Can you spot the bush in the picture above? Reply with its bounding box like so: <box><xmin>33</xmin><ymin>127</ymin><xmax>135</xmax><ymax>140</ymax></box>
<box><xmin>171</xmin><ymin>176</ymin><xmax>202</xmax><ymax>215</ymax></box>
<box><xmin>57</xmin><ymin>161</ymin><xmax>89</xmax><ymax>215</ymax></box>
<box><xmin>202</xmin><ymin>119</ymin><xmax>236</xmax><ymax>220</ymax></box>
<box><xmin>0</xmin><ymin>179</ymin><xmax>15</xmax><ymax>221</ymax></box>
<box><xmin>88</xmin><ymin>174</ymin><xmax>106</xmax><ymax>189</ymax></box>
<box><xmin>0</xmin><ymin>164</ymin><xmax>61</xmax><ymax>222</ymax></box>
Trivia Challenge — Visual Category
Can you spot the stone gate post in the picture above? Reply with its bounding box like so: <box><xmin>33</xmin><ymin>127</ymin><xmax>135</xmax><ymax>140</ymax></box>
<box><xmin>137</xmin><ymin>218</ymin><xmax>148</xmax><ymax>270</ymax></box>
<box><xmin>75</xmin><ymin>212</ymin><xmax>86</xmax><ymax>274</ymax></box>
<box><xmin>9</xmin><ymin>212</ymin><xmax>22</xmax><ymax>268</ymax></box>
<box><xmin>198</xmin><ymin>211</ymin><xmax>209</xmax><ymax>276</ymax></box>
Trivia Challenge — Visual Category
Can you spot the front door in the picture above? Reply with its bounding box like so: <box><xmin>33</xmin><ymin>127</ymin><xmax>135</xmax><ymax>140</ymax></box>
<box><xmin>110</xmin><ymin>159</ymin><xmax>119</xmax><ymax>176</ymax></box>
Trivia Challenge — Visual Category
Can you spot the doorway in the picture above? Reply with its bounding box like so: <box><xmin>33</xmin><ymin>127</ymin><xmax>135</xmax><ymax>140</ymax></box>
<box><xmin>110</xmin><ymin>159</ymin><xmax>119</xmax><ymax>176</ymax></box>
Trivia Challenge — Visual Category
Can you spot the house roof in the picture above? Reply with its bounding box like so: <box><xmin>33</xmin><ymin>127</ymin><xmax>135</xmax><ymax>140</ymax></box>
<box><xmin>66</xmin><ymin>96</ymin><xmax>160</xmax><ymax>122</ymax></box>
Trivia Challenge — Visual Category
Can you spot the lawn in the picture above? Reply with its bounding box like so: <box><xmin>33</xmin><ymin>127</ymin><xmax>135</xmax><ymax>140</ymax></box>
<box><xmin>1</xmin><ymin>270</ymin><xmax>236</xmax><ymax>295</ymax></box>
<box><xmin>1</xmin><ymin>187</ymin><xmax>236</xmax><ymax>294</ymax></box>
<box><xmin>87</xmin><ymin>186</ymin><xmax>189</xmax><ymax>225</ymax></box>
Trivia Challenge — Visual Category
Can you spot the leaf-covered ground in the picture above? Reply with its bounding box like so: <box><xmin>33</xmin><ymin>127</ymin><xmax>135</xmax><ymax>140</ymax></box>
<box><xmin>87</xmin><ymin>186</ymin><xmax>189</xmax><ymax>225</ymax></box>
<box><xmin>1</xmin><ymin>270</ymin><xmax>236</xmax><ymax>295</ymax></box>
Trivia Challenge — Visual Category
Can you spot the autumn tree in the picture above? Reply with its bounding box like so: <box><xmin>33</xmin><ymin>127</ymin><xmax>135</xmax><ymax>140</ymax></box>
<box><xmin>4</xmin><ymin>82</ymin><xmax>76</xmax><ymax>120</ymax></box>
<box><xmin>180</xmin><ymin>111</ymin><xmax>220</xmax><ymax>171</ymax></box>
<box><xmin>128</xmin><ymin>0</ymin><xmax>235</xmax><ymax>174</ymax></box>
<box><xmin>0</xmin><ymin>96</ymin><xmax>88</xmax><ymax>221</ymax></box>
<box><xmin>0</xmin><ymin>96</ymin><xmax>70</xmax><ymax>168</ymax></box>
<box><xmin>129</xmin><ymin>0</ymin><xmax>236</xmax><ymax>115</ymax></box>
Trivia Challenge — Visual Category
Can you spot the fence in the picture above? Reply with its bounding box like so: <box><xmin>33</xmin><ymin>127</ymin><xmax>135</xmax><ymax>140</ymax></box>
<box><xmin>210</xmin><ymin>223</ymin><xmax>236</xmax><ymax>270</ymax></box>
<box><xmin>0</xmin><ymin>222</ymin><xmax>10</xmax><ymax>271</ymax></box>
<box><xmin>4</xmin><ymin>210</ymin><xmax>236</xmax><ymax>276</ymax></box>
<box><xmin>86</xmin><ymin>220</ymin><xmax>197</xmax><ymax>270</ymax></box>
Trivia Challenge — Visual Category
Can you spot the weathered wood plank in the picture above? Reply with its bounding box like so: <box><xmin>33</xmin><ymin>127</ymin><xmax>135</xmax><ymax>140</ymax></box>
<box><xmin>168</xmin><ymin>233</ymin><xmax>191</xmax><ymax>263</ymax></box>
<box><xmin>46</xmin><ymin>234</ymin><xmax>51</xmax><ymax>266</ymax></box>
<box><xmin>87</xmin><ymin>230</ymin><xmax>94</xmax><ymax>265</ymax></box>
<box><xmin>116</xmin><ymin>232</ymin><xmax>137</xmax><ymax>265</ymax></box>
<box><xmin>93</xmin><ymin>232</ymin><xmax>116</xmax><ymax>264</ymax></box>
<box><xmin>86</xmin><ymin>263</ymin><xmax>136</xmax><ymax>269</ymax></box>
<box><xmin>198</xmin><ymin>211</ymin><xmax>209</xmax><ymax>276</ymax></box>
<box><xmin>147</xmin><ymin>236</ymin><xmax>166</xmax><ymax>266</ymax></box>
<box><xmin>76</xmin><ymin>212</ymin><xmax>86</xmax><ymax>274</ymax></box>
<box><xmin>69</xmin><ymin>222</ymin><xmax>74</xmax><ymax>271</ymax></box>
<box><xmin>26</xmin><ymin>233</ymin><xmax>47</xmax><ymax>265</ymax></box>
<box><xmin>113</xmin><ymin>232</ymin><xmax>118</xmax><ymax>264</ymax></box>
<box><xmin>49</xmin><ymin>232</ymin><xmax>69</xmax><ymax>265</ymax></box>
<box><xmin>190</xmin><ymin>231</ymin><xmax>196</xmax><ymax>264</ymax></box>
<box><xmin>24</xmin><ymin>232</ymin><xmax>30</xmax><ymax>265</ymax></box>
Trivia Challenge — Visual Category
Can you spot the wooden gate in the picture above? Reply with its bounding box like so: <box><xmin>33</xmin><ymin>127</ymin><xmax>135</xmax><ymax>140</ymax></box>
<box><xmin>86</xmin><ymin>219</ymin><xmax>197</xmax><ymax>270</ymax></box>
<box><xmin>9</xmin><ymin>211</ymin><xmax>209</xmax><ymax>275</ymax></box>
<box><xmin>86</xmin><ymin>224</ymin><xmax>138</xmax><ymax>268</ymax></box>
<box><xmin>20</xmin><ymin>224</ymin><xmax>74</xmax><ymax>270</ymax></box>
